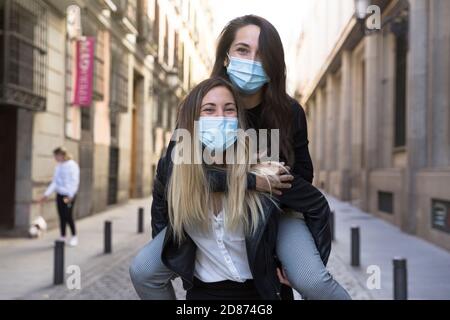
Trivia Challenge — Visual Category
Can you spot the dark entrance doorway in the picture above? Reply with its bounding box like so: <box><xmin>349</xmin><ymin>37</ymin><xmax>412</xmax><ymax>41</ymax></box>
<box><xmin>0</xmin><ymin>108</ymin><xmax>17</xmax><ymax>228</ymax></box>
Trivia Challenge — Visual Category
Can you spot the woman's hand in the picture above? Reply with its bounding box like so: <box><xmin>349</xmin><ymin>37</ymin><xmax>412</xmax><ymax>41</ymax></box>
<box><xmin>277</xmin><ymin>267</ymin><xmax>292</xmax><ymax>287</ymax></box>
<box><xmin>63</xmin><ymin>197</ymin><xmax>73</xmax><ymax>204</ymax></box>
<box><xmin>254</xmin><ymin>161</ymin><xmax>294</xmax><ymax>196</ymax></box>
<box><xmin>38</xmin><ymin>196</ymin><xmax>48</xmax><ymax>204</ymax></box>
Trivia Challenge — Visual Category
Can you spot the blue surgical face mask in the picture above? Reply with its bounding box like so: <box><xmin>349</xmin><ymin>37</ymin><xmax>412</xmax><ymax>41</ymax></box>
<box><xmin>198</xmin><ymin>116</ymin><xmax>238</xmax><ymax>152</ymax></box>
<box><xmin>226</xmin><ymin>54</ymin><xmax>270</xmax><ymax>95</ymax></box>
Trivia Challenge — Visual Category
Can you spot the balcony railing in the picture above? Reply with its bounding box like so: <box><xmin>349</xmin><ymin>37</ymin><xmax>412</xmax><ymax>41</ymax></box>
<box><xmin>109</xmin><ymin>41</ymin><xmax>128</xmax><ymax>113</ymax></box>
<box><xmin>0</xmin><ymin>0</ymin><xmax>47</xmax><ymax>111</ymax></box>
<box><xmin>111</xmin><ymin>0</ymin><xmax>138</xmax><ymax>35</ymax></box>
<box><xmin>137</xmin><ymin>15</ymin><xmax>157</xmax><ymax>56</ymax></box>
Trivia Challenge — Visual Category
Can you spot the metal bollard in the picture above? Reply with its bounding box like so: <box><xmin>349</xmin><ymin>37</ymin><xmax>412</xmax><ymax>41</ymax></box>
<box><xmin>351</xmin><ymin>226</ymin><xmax>360</xmax><ymax>267</ymax></box>
<box><xmin>393</xmin><ymin>257</ymin><xmax>408</xmax><ymax>300</ymax></box>
<box><xmin>54</xmin><ymin>240</ymin><xmax>65</xmax><ymax>285</ymax></box>
<box><xmin>138</xmin><ymin>207</ymin><xmax>144</xmax><ymax>234</ymax></box>
<box><xmin>330</xmin><ymin>211</ymin><xmax>335</xmax><ymax>242</ymax></box>
<box><xmin>104</xmin><ymin>221</ymin><xmax>112</xmax><ymax>254</ymax></box>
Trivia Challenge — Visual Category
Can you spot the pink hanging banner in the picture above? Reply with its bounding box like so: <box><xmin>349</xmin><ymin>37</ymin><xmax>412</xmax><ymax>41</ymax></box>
<box><xmin>73</xmin><ymin>37</ymin><xmax>95</xmax><ymax>107</ymax></box>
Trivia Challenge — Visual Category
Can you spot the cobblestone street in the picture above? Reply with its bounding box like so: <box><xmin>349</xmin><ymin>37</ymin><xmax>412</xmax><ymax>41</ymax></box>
<box><xmin>2</xmin><ymin>195</ymin><xmax>449</xmax><ymax>300</ymax></box>
<box><xmin>24</xmin><ymin>236</ymin><xmax>372</xmax><ymax>300</ymax></box>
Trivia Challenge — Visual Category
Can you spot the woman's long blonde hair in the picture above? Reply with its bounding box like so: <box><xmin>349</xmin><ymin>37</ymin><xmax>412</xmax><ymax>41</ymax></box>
<box><xmin>167</xmin><ymin>78</ymin><xmax>276</xmax><ymax>244</ymax></box>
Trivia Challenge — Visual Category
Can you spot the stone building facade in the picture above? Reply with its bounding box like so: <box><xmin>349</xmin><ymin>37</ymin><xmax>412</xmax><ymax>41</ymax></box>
<box><xmin>0</xmin><ymin>0</ymin><xmax>215</xmax><ymax>234</ymax></box>
<box><xmin>295</xmin><ymin>0</ymin><xmax>450</xmax><ymax>251</ymax></box>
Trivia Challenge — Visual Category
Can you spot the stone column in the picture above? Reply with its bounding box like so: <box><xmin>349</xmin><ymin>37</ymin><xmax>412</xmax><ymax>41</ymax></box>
<box><xmin>362</xmin><ymin>33</ymin><xmax>382</xmax><ymax>211</ymax></box>
<box><xmin>429</xmin><ymin>0</ymin><xmax>450</xmax><ymax>167</ymax></box>
<box><xmin>307</xmin><ymin>99</ymin><xmax>316</xmax><ymax>164</ymax></box>
<box><xmin>404</xmin><ymin>0</ymin><xmax>430</xmax><ymax>234</ymax></box>
<box><xmin>311</xmin><ymin>96</ymin><xmax>321</xmax><ymax>182</ymax></box>
<box><xmin>316</xmin><ymin>89</ymin><xmax>326</xmax><ymax>173</ymax></box>
<box><xmin>338</xmin><ymin>50</ymin><xmax>353</xmax><ymax>200</ymax></box>
<box><xmin>325</xmin><ymin>75</ymin><xmax>337</xmax><ymax>172</ymax></box>
<box><xmin>14</xmin><ymin>109</ymin><xmax>34</xmax><ymax>231</ymax></box>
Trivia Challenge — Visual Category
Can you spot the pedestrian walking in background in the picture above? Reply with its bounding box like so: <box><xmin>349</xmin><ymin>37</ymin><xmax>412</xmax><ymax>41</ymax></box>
<box><xmin>39</xmin><ymin>147</ymin><xmax>80</xmax><ymax>247</ymax></box>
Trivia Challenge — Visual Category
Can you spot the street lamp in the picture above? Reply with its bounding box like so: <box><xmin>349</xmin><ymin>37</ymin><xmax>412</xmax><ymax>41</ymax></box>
<box><xmin>167</xmin><ymin>70</ymin><xmax>179</xmax><ymax>91</ymax></box>
<box><xmin>354</xmin><ymin>0</ymin><xmax>370</xmax><ymax>21</ymax></box>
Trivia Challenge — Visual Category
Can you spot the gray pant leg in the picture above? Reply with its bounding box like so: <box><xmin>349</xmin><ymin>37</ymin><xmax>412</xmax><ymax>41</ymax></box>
<box><xmin>276</xmin><ymin>216</ymin><xmax>352</xmax><ymax>300</ymax></box>
<box><xmin>129</xmin><ymin>227</ymin><xmax>176</xmax><ymax>300</ymax></box>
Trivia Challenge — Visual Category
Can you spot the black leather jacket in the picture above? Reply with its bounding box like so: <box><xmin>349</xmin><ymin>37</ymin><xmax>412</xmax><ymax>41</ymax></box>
<box><xmin>151</xmin><ymin>101</ymin><xmax>331</xmax><ymax>299</ymax></box>
<box><xmin>151</xmin><ymin>147</ymin><xmax>332</xmax><ymax>300</ymax></box>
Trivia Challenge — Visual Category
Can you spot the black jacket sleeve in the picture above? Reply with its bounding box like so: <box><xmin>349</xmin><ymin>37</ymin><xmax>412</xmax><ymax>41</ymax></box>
<box><xmin>290</xmin><ymin>101</ymin><xmax>314</xmax><ymax>183</ymax></box>
<box><xmin>278</xmin><ymin>175</ymin><xmax>332</xmax><ymax>265</ymax></box>
<box><xmin>151</xmin><ymin>155</ymin><xmax>171</xmax><ymax>239</ymax></box>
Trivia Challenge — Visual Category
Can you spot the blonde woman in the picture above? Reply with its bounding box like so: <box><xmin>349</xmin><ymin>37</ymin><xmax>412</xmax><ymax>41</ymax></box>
<box><xmin>40</xmin><ymin>147</ymin><xmax>80</xmax><ymax>247</ymax></box>
<box><xmin>130</xmin><ymin>77</ymin><xmax>349</xmax><ymax>300</ymax></box>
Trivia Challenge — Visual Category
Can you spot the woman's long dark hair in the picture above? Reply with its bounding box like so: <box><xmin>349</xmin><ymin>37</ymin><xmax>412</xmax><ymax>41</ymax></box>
<box><xmin>211</xmin><ymin>15</ymin><xmax>294</xmax><ymax>166</ymax></box>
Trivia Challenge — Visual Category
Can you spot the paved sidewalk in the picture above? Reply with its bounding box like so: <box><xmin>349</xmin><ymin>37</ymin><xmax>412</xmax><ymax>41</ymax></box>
<box><xmin>326</xmin><ymin>194</ymin><xmax>450</xmax><ymax>300</ymax></box>
<box><xmin>0</xmin><ymin>198</ymin><xmax>154</xmax><ymax>300</ymax></box>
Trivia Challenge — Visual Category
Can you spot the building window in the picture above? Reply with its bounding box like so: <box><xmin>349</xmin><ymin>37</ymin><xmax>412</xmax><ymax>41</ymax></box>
<box><xmin>107</xmin><ymin>146</ymin><xmax>120</xmax><ymax>205</ymax></box>
<box><xmin>174</xmin><ymin>31</ymin><xmax>179</xmax><ymax>69</ymax></box>
<box><xmin>394</xmin><ymin>26</ymin><xmax>408</xmax><ymax>148</ymax></box>
<box><xmin>126</xmin><ymin>0</ymin><xmax>137</xmax><ymax>27</ymax></box>
<box><xmin>81</xmin><ymin>13</ymin><xmax>104</xmax><ymax>101</ymax></box>
<box><xmin>81</xmin><ymin>107</ymin><xmax>91</xmax><ymax>131</ymax></box>
<box><xmin>378</xmin><ymin>191</ymin><xmax>394</xmax><ymax>214</ymax></box>
<box><xmin>431</xmin><ymin>199</ymin><xmax>450</xmax><ymax>234</ymax></box>
<box><xmin>93</xmin><ymin>30</ymin><xmax>105</xmax><ymax>100</ymax></box>
<box><xmin>64</xmin><ymin>34</ymin><xmax>79</xmax><ymax>139</ymax></box>
<box><xmin>153</xmin><ymin>0</ymin><xmax>159</xmax><ymax>44</ymax></box>
<box><xmin>110</xmin><ymin>112</ymin><xmax>118</xmax><ymax>145</ymax></box>
<box><xmin>0</xmin><ymin>0</ymin><xmax>47</xmax><ymax>111</ymax></box>
<box><xmin>188</xmin><ymin>56</ymin><xmax>192</xmax><ymax>89</ymax></box>
<box><xmin>179</xmin><ymin>43</ymin><xmax>185</xmax><ymax>84</ymax></box>
<box><xmin>112</xmin><ymin>0</ymin><xmax>137</xmax><ymax>28</ymax></box>
<box><xmin>110</xmin><ymin>40</ymin><xmax>129</xmax><ymax>113</ymax></box>
<box><xmin>163</xmin><ymin>16</ymin><xmax>169</xmax><ymax>65</ymax></box>
<box><xmin>157</xmin><ymin>92</ymin><xmax>164</xmax><ymax>125</ymax></box>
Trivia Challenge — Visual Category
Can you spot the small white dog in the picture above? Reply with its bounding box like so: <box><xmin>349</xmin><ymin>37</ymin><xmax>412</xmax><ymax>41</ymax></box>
<box><xmin>29</xmin><ymin>216</ymin><xmax>48</xmax><ymax>238</ymax></box>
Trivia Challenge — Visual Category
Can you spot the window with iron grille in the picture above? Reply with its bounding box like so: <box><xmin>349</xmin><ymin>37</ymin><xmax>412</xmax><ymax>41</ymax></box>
<box><xmin>110</xmin><ymin>40</ymin><xmax>129</xmax><ymax>113</ymax></box>
<box><xmin>110</xmin><ymin>112</ymin><xmax>118</xmax><ymax>144</ymax></box>
<box><xmin>107</xmin><ymin>146</ymin><xmax>119</xmax><ymax>205</ymax></box>
<box><xmin>153</xmin><ymin>1</ymin><xmax>159</xmax><ymax>44</ymax></box>
<box><xmin>0</xmin><ymin>0</ymin><xmax>47</xmax><ymax>111</ymax></box>
<box><xmin>431</xmin><ymin>199</ymin><xmax>450</xmax><ymax>234</ymax></box>
<box><xmin>163</xmin><ymin>16</ymin><xmax>169</xmax><ymax>65</ymax></box>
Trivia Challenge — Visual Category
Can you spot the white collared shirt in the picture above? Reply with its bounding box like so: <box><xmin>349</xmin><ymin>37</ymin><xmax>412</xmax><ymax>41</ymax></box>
<box><xmin>44</xmin><ymin>160</ymin><xmax>80</xmax><ymax>198</ymax></box>
<box><xmin>184</xmin><ymin>209</ymin><xmax>253</xmax><ymax>283</ymax></box>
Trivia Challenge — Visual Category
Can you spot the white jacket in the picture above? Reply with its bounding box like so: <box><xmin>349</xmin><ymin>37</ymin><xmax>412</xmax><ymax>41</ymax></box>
<box><xmin>44</xmin><ymin>160</ymin><xmax>80</xmax><ymax>198</ymax></box>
